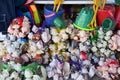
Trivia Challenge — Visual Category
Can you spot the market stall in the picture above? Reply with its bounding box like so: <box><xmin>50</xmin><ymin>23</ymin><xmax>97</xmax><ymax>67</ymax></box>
<box><xmin>0</xmin><ymin>0</ymin><xmax>120</xmax><ymax>80</ymax></box>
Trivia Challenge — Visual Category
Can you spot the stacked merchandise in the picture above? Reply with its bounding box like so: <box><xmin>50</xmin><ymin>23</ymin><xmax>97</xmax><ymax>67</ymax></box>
<box><xmin>0</xmin><ymin>0</ymin><xmax>120</xmax><ymax>80</ymax></box>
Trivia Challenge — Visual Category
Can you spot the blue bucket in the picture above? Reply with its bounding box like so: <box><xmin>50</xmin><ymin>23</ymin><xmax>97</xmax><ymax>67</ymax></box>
<box><xmin>44</xmin><ymin>5</ymin><xmax>64</xmax><ymax>26</ymax></box>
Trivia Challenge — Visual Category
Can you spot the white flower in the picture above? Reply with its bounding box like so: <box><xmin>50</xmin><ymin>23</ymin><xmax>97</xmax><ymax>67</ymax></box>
<box><xmin>117</xmin><ymin>67</ymin><xmax>120</xmax><ymax>74</ymax></box>
<box><xmin>41</xmin><ymin>30</ymin><xmax>51</xmax><ymax>43</ymax></box>
<box><xmin>63</xmin><ymin>62</ymin><xmax>70</xmax><ymax>76</ymax></box>
<box><xmin>104</xmin><ymin>53</ymin><xmax>109</xmax><ymax>57</ymax></box>
<box><xmin>57</xmin><ymin>42</ymin><xmax>66</xmax><ymax>51</ymax></box>
<box><xmin>97</xmin><ymin>42</ymin><xmax>103</xmax><ymax>48</ymax></box>
<box><xmin>102</xmin><ymin>71</ymin><xmax>111</xmax><ymax>80</ymax></box>
<box><xmin>98</xmin><ymin>28</ymin><xmax>104</xmax><ymax>38</ymax></box>
<box><xmin>74</xmin><ymin>49</ymin><xmax>79</xmax><ymax>57</ymax></box>
<box><xmin>105</xmin><ymin>50</ymin><xmax>111</xmax><ymax>57</ymax></box>
<box><xmin>82</xmin><ymin>67</ymin><xmax>88</xmax><ymax>74</ymax></box>
<box><xmin>65</xmin><ymin>27</ymin><xmax>72</xmax><ymax>34</ymax></box>
<box><xmin>108</xmin><ymin>67</ymin><xmax>117</xmax><ymax>74</ymax></box>
<box><xmin>117</xmin><ymin>30</ymin><xmax>120</xmax><ymax>35</ymax></box>
<box><xmin>29</xmin><ymin>40</ymin><xmax>36</xmax><ymax>46</ymax></box>
<box><xmin>101</xmin><ymin>41</ymin><xmax>107</xmax><ymax>47</ymax></box>
<box><xmin>98</xmin><ymin>60</ymin><xmax>104</xmax><ymax>66</ymax></box>
<box><xmin>79</xmin><ymin>43</ymin><xmax>88</xmax><ymax>52</ymax></box>
<box><xmin>70</xmin><ymin>55</ymin><xmax>77</xmax><ymax>61</ymax></box>
<box><xmin>0</xmin><ymin>73</ymin><xmax>5</xmax><ymax>80</ymax></box>
<box><xmin>43</xmin><ymin>53</ymin><xmax>49</xmax><ymax>64</ymax></box>
<box><xmin>24</xmin><ymin>69</ymin><xmax>33</xmax><ymax>78</ymax></box>
<box><xmin>2</xmin><ymin>70</ymin><xmax>9</xmax><ymax>78</ymax></box>
<box><xmin>98</xmin><ymin>35</ymin><xmax>104</xmax><ymax>39</ymax></box>
<box><xmin>29</xmin><ymin>45</ymin><xmax>37</xmax><ymax>52</ymax></box>
<box><xmin>35</xmin><ymin>50</ymin><xmax>44</xmax><ymax>54</ymax></box>
<box><xmin>76</xmin><ymin>74</ymin><xmax>84</xmax><ymax>80</ymax></box>
<box><xmin>64</xmin><ymin>75</ymin><xmax>69</xmax><ymax>80</ymax></box>
<box><xmin>3</xmin><ymin>40</ymin><xmax>11</xmax><ymax>47</ymax></box>
<box><xmin>60</xmin><ymin>29</ymin><xmax>66</xmax><ymax>34</ymax></box>
<box><xmin>25</xmin><ymin>78</ymin><xmax>33</xmax><ymax>80</ymax></box>
<box><xmin>53</xmin><ymin>74</ymin><xmax>59</xmax><ymax>80</ymax></box>
<box><xmin>41</xmin><ymin>66</ymin><xmax>47</xmax><ymax>80</ymax></box>
<box><xmin>6</xmin><ymin>77</ymin><xmax>12</xmax><ymax>80</ymax></box>
<box><xmin>7</xmin><ymin>61</ymin><xmax>22</xmax><ymax>72</ymax></box>
<box><xmin>49</xmin><ymin>44</ymin><xmax>56</xmax><ymax>51</ymax></box>
<box><xmin>100</xmin><ymin>48</ymin><xmax>106</xmax><ymax>53</ymax></box>
<box><xmin>13</xmin><ymin>63</ymin><xmax>22</xmax><ymax>72</ymax></box>
<box><xmin>89</xmin><ymin>66</ymin><xmax>96</xmax><ymax>77</ymax></box>
<box><xmin>0</xmin><ymin>32</ymin><xmax>7</xmax><ymax>41</ymax></box>
<box><xmin>58</xmin><ymin>29</ymin><xmax>68</xmax><ymax>41</ymax></box>
<box><xmin>94</xmin><ymin>52</ymin><xmax>100</xmax><ymax>57</ymax></box>
<box><xmin>7</xmin><ymin>46</ymin><xmax>15</xmax><ymax>53</ymax></box>
<box><xmin>106</xmin><ymin>30</ymin><xmax>113</xmax><ymax>36</ymax></box>
<box><xmin>12</xmin><ymin>50</ymin><xmax>21</xmax><ymax>58</ymax></box>
<box><xmin>49</xmin><ymin>59</ymin><xmax>57</xmax><ymax>67</ymax></box>
<box><xmin>12</xmin><ymin>41</ymin><xmax>20</xmax><ymax>48</ymax></box>
<box><xmin>57</xmin><ymin>68</ymin><xmax>62</xmax><ymax>74</ymax></box>
<box><xmin>83</xmin><ymin>60</ymin><xmax>91</xmax><ymax>65</ymax></box>
<box><xmin>47</xmin><ymin>69</ymin><xmax>55</xmax><ymax>78</ymax></box>
<box><xmin>71</xmin><ymin>72</ymin><xmax>79</xmax><ymax>79</ymax></box>
<box><xmin>61</xmin><ymin>33</ymin><xmax>68</xmax><ymax>41</ymax></box>
<box><xmin>91</xmin><ymin>46</ymin><xmax>98</xmax><ymax>52</ymax></box>
<box><xmin>8</xmin><ymin>34</ymin><xmax>16</xmax><ymax>41</ymax></box>
<box><xmin>92</xmin><ymin>42</ymin><xmax>96</xmax><ymax>46</ymax></box>
<box><xmin>98</xmin><ymin>28</ymin><xmax>104</xmax><ymax>34</ymax></box>
<box><xmin>50</xmin><ymin>28</ymin><xmax>58</xmax><ymax>36</ymax></box>
<box><xmin>33</xmin><ymin>75</ymin><xmax>41</xmax><ymax>80</ymax></box>
<box><xmin>85</xmin><ymin>41</ymin><xmax>91</xmax><ymax>45</ymax></box>
<box><xmin>28</xmin><ymin>32</ymin><xmax>33</xmax><ymax>40</ymax></box>
<box><xmin>104</xmin><ymin>36</ymin><xmax>111</xmax><ymax>41</ymax></box>
<box><xmin>77</xmin><ymin>31</ymin><xmax>84</xmax><ymax>37</ymax></box>
<box><xmin>52</xmin><ymin>36</ymin><xmax>61</xmax><ymax>43</ymax></box>
<box><xmin>8</xmin><ymin>61</ymin><xmax>15</xmax><ymax>67</ymax></box>
<box><xmin>10</xmin><ymin>71</ymin><xmax>19</xmax><ymax>79</ymax></box>
<box><xmin>102</xmin><ymin>65</ymin><xmax>109</xmax><ymax>71</ymax></box>
<box><xmin>37</xmin><ymin>40</ymin><xmax>43</xmax><ymax>49</ymax></box>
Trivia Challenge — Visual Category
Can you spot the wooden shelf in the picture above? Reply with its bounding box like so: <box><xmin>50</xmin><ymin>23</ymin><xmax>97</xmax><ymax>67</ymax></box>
<box><xmin>34</xmin><ymin>0</ymin><xmax>115</xmax><ymax>4</ymax></box>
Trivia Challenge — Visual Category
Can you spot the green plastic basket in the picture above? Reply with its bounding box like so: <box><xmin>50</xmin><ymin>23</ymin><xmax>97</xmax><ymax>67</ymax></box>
<box><xmin>73</xmin><ymin>7</ymin><xmax>94</xmax><ymax>31</ymax></box>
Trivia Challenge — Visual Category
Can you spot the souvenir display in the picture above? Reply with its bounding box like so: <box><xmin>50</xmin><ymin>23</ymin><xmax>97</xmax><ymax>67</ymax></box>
<box><xmin>0</xmin><ymin>0</ymin><xmax>120</xmax><ymax>80</ymax></box>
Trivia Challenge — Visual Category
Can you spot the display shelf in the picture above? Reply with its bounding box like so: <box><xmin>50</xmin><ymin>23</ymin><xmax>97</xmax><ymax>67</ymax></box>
<box><xmin>34</xmin><ymin>0</ymin><xmax>115</xmax><ymax>4</ymax></box>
